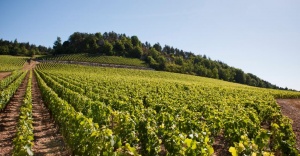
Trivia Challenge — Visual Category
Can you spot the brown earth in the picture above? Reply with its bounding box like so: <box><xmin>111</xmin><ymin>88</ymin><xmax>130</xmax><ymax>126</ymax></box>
<box><xmin>23</xmin><ymin>60</ymin><xmax>38</xmax><ymax>71</ymax></box>
<box><xmin>0</xmin><ymin>72</ymin><xmax>11</xmax><ymax>81</ymax></box>
<box><xmin>0</xmin><ymin>60</ymin><xmax>69</xmax><ymax>155</ymax></box>
<box><xmin>213</xmin><ymin>132</ymin><xmax>231</xmax><ymax>156</ymax></box>
<box><xmin>277</xmin><ymin>99</ymin><xmax>300</xmax><ymax>152</ymax></box>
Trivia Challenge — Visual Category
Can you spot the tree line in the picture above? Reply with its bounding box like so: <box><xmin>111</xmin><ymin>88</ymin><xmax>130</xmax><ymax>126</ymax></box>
<box><xmin>0</xmin><ymin>39</ymin><xmax>51</xmax><ymax>56</ymax></box>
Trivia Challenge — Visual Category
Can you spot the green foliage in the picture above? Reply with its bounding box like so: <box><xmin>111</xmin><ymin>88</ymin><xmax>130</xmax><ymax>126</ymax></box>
<box><xmin>40</xmin><ymin>53</ymin><xmax>147</xmax><ymax>67</ymax></box>
<box><xmin>174</xmin><ymin>56</ymin><xmax>184</xmax><ymax>65</ymax></box>
<box><xmin>53</xmin><ymin>37</ymin><xmax>63</xmax><ymax>55</ymax></box>
<box><xmin>131</xmin><ymin>36</ymin><xmax>141</xmax><ymax>47</ymax></box>
<box><xmin>0</xmin><ymin>39</ymin><xmax>49</xmax><ymax>56</ymax></box>
<box><xmin>129</xmin><ymin>46</ymin><xmax>143</xmax><ymax>58</ymax></box>
<box><xmin>0</xmin><ymin>70</ymin><xmax>23</xmax><ymax>90</ymax></box>
<box><xmin>0</xmin><ymin>71</ymin><xmax>27</xmax><ymax>110</ymax></box>
<box><xmin>0</xmin><ymin>55</ymin><xmax>28</xmax><ymax>71</ymax></box>
<box><xmin>13</xmin><ymin>71</ymin><xmax>34</xmax><ymax>156</ymax></box>
<box><xmin>35</xmin><ymin>70</ymin><xmax>117</xmax><ymax>155</ymax></box>
<box><xmin>234</xmin><ymin>69</ymin><xmax>246</xmax><ymax>84</ymax></box>
<box><xmin>34</xmin><ymin>63</ymin><xmax>300</xmax><ymax>155</ymax></box>
<box><xmin>229</xmin><ymin>133</ymin><xmax>274</xmax><ymax>156</ymax></box>
<box><xmin>100</xmin><ymin>40</ymin><xmax>114</xmax><ymax>56</ymax></box>
<box><xmin>49</xmin><ymin>31</ymin><xmax>292</xmax><ymax>90</ymax></box>
<box><xmin>114</xmin><ymin>40</ymin><xmax>126</xmax><ymax>55</ymax></box>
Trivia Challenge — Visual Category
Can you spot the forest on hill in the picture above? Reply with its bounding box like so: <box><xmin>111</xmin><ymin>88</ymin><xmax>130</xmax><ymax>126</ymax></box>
<box><xmin>51</xmin><ymin>31</ymin><xmax>290</xmax><ymax>90</ymax></box>
<box><xmin>0</xmin><ymin>31</ymin><xmax>292</xmax><ymax>90</ymax></box>
<box><xmin>0</xmin><ymin>39</ymin><xmax>51</xmax><ymax>56</ymax></box>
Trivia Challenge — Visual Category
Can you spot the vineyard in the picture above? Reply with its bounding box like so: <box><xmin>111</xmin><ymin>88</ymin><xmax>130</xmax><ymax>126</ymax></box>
<box><xmin>0</xmin><ymin>58</ymin><xmax>300</xmax><ymax>155</ymax></box>
<box><xmin>35</xmin><ymin>63</ymin><xmax>300</xmax><ymax>155</ymax></box>
<box><xmin>39</xmin><ymin>53</ymin><xmax>147</xmax><ymax>67</ymax></box>
<box><xmin>0</xmin><ymin>55</ymin><xmax>28</xmax><ymax>72</ymax></box>
<box><xmin>0</xmin><ymin>60</ymin><xmax>68</xmax><ymax>155</ymax></box>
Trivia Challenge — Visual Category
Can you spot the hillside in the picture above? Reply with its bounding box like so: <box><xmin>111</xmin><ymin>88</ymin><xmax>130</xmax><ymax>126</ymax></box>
<box><xmin>34</xmin><ymin>62</ymin><xmax>300</xmax><ymax>155</ymax></box>
<box><xmin>0</xmin><ymin>56</ymin><xmax>300</xmax><ymax>155</ymax></box>
<box><xmin>50</xmin><ymin>31</ymin><xmax>292</xmax><ymax>91</ymax></box>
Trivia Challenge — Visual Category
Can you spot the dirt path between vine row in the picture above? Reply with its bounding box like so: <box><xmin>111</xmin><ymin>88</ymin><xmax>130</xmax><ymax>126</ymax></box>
<box><xmin>0</xmin><ymin>72</ymin><xmax>29</xmax><ymax>155</ymax></box>
<box><xmin>31</xmin><ymin>72</ymin><xmax>70</xmax><ymax>155</ymax></box>
<box><xmin>277</xmin><ymin>99</ymin><xmax>300</xmax><ymax>152</ymax></box>
<box><xmin>0</xmin><ymin>72</ymin><xmax>11</xmax><ymax>81</ymax></box>
<box><xmin>23</xmin><ymin>60</ymin><xmax>39</xmax><ymax>71</ymax></box>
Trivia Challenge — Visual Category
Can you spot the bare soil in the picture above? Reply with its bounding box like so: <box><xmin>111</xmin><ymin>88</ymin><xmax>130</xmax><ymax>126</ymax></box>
<box><xmin>213</xmin><ymin>132</ymin><xmax>231</xmax><ymax>156</ymax></box>
<box><xmin>23</xmin><ymin>60</ymin><xmax>38</xmax><ymax>71</ymax></box>
<box><xmin>277</xmin><ymin>99</ymin><xmax>300</xmax><ymax>152</ymax></box>
<box><xmin>0</xmin><ymin>72</ymin><xmax>29</xmax><ymax>155</ymax></box>
<box><xmin>0</xmin><ymin>72</ymin><xmax>11</xmax><ymax>80</ymax></box>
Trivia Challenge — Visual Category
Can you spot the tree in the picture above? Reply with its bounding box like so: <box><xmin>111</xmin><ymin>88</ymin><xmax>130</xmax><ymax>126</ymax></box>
<box><xmin>114</xmin><ymin>40</ymin><xmax>125</xmax><ymax>56</ymax></box>
<box><xmin>62</xmin><ymin>41</ymin><xmax>72</xmax><ymax>54</ymax></box>
<box><xmin>20</xmin><ymin>45</ymin><xmax>29</xmax><ymax>56</ymax></box>
<box><xmin>183</xmin><ymin>62</ymin><xmax>194</xmax><ymax>74</ymax></box>
<box><xmin>131</xmin><ymin>36</ymin><xmax>141</xmax><ymax>47</ymax></box>
<box><xmin>29</xmin><ymin>48</ymin><xmax>36</xmax><ymax>57</ymax></box>
<box><xmin>10</xmin><ymin>46</ymin><xmax>21</xmax><ymax>55</ymax></box>
<box><xmin>99</xmin><ymin>41</ymin><xmax>113</xmax><ymax>55</ymax></box>
<box><xmin>0</xmin><ymin>45</ymin><xmax>9</xmax><ymax>55</ymax></box>
<box><xmin>219</xmin><ymin>68</ymin><xmax>230</xmax><ymax>81</ymax></box>
<box><xmin>234</xmin><ymin>69</ymin><xmax>246</xmax><ymax>84</ymax></box>
<box><xmin>250</xmin><ymin>79</ymin><xmax>257</xmax><ymax>86</ymax></box>
<box><xmin>212</xmin><ymin>67</ymin><xmax>219</xmax><ymax>79</ymax></box>
<box><xmin>195</xmin><ymin>65</ymin><xmax>208</xmax><ymax>77</ymax></box>
<box><xmin>162</xmin><ymin>45</ymin><xmax>171</xmax><ymax>54</ymax></box>
<box><xmin>174</xmin><ymin>56</ymin><xmax>184</xmax><ymax>65</ymax></box>
<box><xmin>95</xmin><ymin>32</ymin><xmax>102</xmax><ymax>40</ymax></box>
<box><xmin>123</xmin><ymin>38</ymin><xmax>133</xmax><ymax>52</ymax></box>
<box><xmin>149</xmin><ymin>48</ymin><xmax>160</xmax><ymax>60</ymax></box>
<box><xmin>129</xmin><ymin>46</ymin><xmax>143</xmax><ymax>58</ymax></box>
<box><xmin>157</xmin><ymin>56</ymin><xmax>166</xmax><ymax>70</ymax></box>
<box><xmin>153</xmin><ymin>43</ymin><xmax>162</xmax><ymax>52</ymax></box>
<box><xmin>87</xmin><ymin>36</ymin><xmax>99</xmax><ymax>54</ymax></box>
<box><xmin>143</xmin><ymin>41</ymin><xmax>151</xmax><ymax>49</ymax></box>
<box><xmin>147</xmin><ymin>56</ymin><xmax>159</xmax><ymax>69</ymax></box>
<box><xmin>53</xmin><ymin>37</ymin><xmax>63</xmax><ymax>55</ymax></box>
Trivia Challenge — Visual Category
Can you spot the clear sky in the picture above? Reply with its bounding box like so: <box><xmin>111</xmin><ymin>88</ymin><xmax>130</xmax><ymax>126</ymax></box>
<box><xmin>1</xmin><ymin>0</ymin><xmax>299</xmax><ymax>90</ymax></box>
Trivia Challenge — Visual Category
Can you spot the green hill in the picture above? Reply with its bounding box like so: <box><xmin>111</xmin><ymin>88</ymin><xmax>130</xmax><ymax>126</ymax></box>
<box><xmin>49</xmin><ymin>31</ymin><xmax>291</xmax><ymax>91</ymax></box>
<box><xmin>34</xmin><ymin>62</ymin><xmax>300</xmax><ymax>155</ymax></box>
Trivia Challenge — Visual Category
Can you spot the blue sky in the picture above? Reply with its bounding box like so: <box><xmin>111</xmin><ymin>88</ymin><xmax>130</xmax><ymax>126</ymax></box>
<box><xmin>1</xmin><ymin>0</ymin><xmax>299</xmax><ymax>90</ymax></box>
